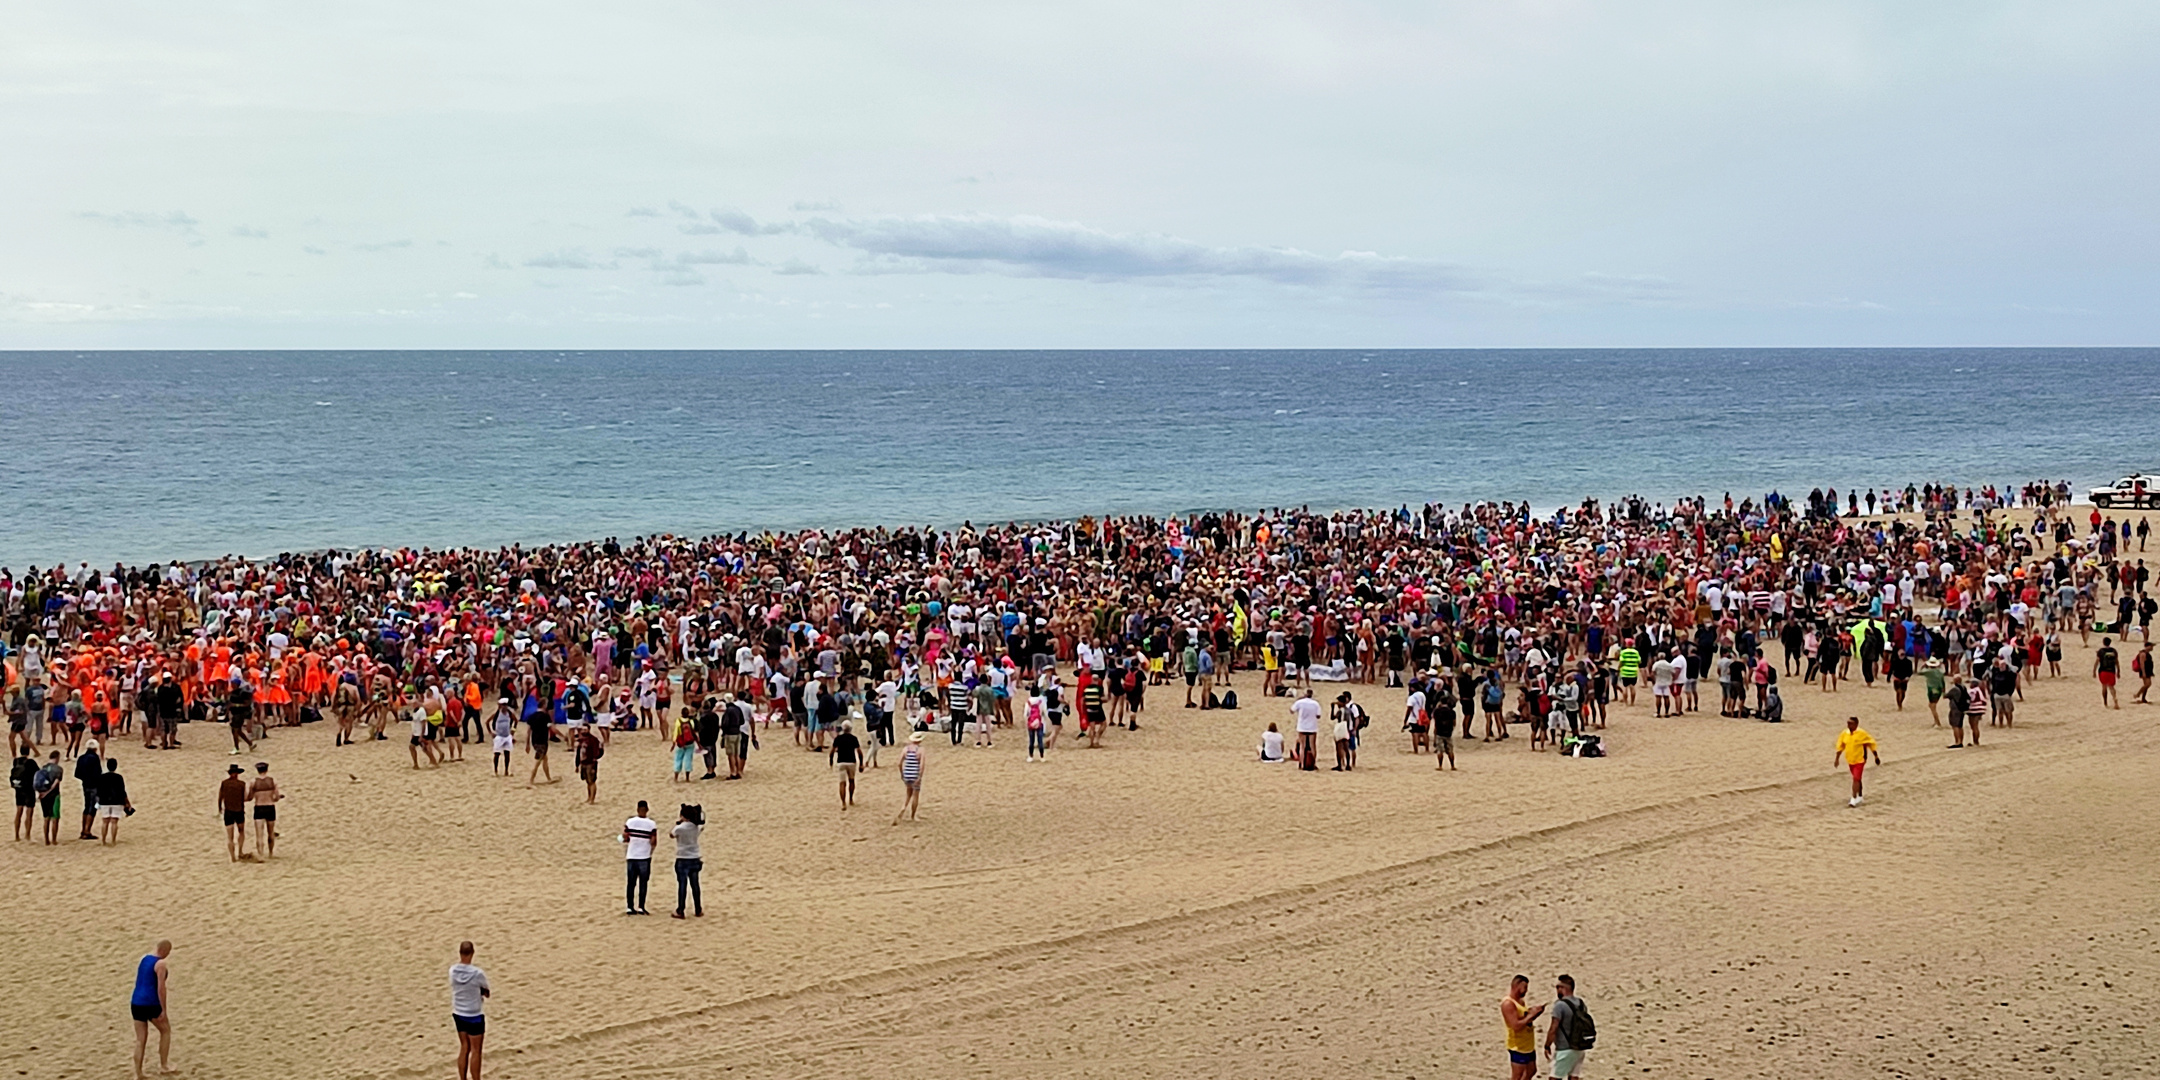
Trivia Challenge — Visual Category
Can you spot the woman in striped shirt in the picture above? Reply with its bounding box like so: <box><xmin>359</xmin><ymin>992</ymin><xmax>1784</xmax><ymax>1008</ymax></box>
<box><xmin>892</xmin><ymin>731</ymin><xmax>924</xmax><ymax>825</ymax></box>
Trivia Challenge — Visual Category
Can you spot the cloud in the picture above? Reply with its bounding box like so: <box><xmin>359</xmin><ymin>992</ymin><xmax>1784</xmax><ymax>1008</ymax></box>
<box><xmin>800</xmin><ymin>213</ymin><xmax>1482</xmax><ymax>294</ymax></box>
<box><xmin>625</xmin><ymin>206</ymin><xmax>662</xmax><ymax>218</ymax></box>
<box><xmin>708</xmin><ymin>207</ymin><xmax>790</xmax><ymax>236</ymax></box>
<box><xmin>672</xmin><ymin>246</ymin><xmax>756</xmax><ymax>266</ymax></box>
<box><xmin>614</xmin><ymin>246</ymin><xmax>664</xmax><ymax>259</ymax></box>
<box><xmin>230</xmin><ymin>225</ymin><xmax>270</xmax><ymax>239</ymax></box>
<box><xmin>790</xmin><ymin>199</ymin><xmax>841</xmax><ymax>212</ymax></box>
<box><xmin>658</xmin><ymin>270</ymin><xmax>706</xmax><ymax>286</ymax></box>
<box><xmin>302</xmin><ymin>245</ymin><xmax>327</xmax><ymax>255</ymax></box>
<box><xmin>355</xmin><ymin>239</ymin><xmax>414</xmax><ymax>251</ymax></box>
<box><xmin>79</xmin><ymin>210</ymin><xmax>198</xmax><ymax>231</ymax></box>
<box><xmin>667</xmin><ymin>200</ymin><xmax>701</xmax><ymax>219</ymax></box>
<box><xmin>523</xmin><ymin>248</ymin><xmax>615</xmax><ymax>270</ymax></box>
<box><xmin>773</xmin><ymin>258</ymin><xmax>824</xmax><ymax>276</ymax></box>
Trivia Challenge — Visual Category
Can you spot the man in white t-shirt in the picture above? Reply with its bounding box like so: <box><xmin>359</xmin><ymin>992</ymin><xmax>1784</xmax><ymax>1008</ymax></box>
<box><xmin>621</xmin><ymin>800</ymin><xmax>658</xmax><ymax>915</ymax></box>
<box><xmin>1291</xmin><ymin>691</ymin><xmax>1322</xmax><ymax>771</ymax></box>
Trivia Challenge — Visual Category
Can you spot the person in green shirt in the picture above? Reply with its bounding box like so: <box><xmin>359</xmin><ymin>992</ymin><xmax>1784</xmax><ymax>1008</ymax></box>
<box><xmin>1615</xmin><ymin>645</ymin><xmax>1641</xmax><ymax>706</ymax></box>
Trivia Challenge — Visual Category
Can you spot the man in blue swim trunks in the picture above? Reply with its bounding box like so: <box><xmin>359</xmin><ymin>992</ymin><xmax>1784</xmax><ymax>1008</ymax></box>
<box><xmin>130</xmin><ymin>939</ymin><xmax>172</xmax><ymax>1080</ymax></box>
<box><xmin>450</xmin><ymin>940</ymin><xmax>491</xmax><ymax>1080</ymax></box>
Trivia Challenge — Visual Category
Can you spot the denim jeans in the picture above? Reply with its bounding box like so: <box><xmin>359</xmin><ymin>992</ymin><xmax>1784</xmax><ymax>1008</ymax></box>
<box><xmin>625</xmin><ymin>858</ymin><xmax>650</xmax><ymax>910</ymax></box>
<box><xmin>674</xmin><ymin>857</ymin><xmax>703</xmax><ymax>914</ymax></box>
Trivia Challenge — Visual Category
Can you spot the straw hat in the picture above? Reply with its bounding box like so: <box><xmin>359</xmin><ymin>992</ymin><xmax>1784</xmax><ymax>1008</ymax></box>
<box><xmin>907</xmin><ymin>731</ymin><xmax>925</xmax><ymax>743</ymax></box>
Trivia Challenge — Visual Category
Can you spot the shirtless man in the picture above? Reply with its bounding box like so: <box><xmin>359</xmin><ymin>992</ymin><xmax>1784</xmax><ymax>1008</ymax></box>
<box><xmin>248</xmin><ymin>762</ymin><xmax>281</xmax><ymax>859</ymax></box>
<box><xmin>218</xmin><ymin>765</ymin><xmax>249</xmax><ymax>861</ymax></box>
<box><xmin>332</xmin><ymin>679</ymin><xmax>362</xmax><ymax>746</ymax></box>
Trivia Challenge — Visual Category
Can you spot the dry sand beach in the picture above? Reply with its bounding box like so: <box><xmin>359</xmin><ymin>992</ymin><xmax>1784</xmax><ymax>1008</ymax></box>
<box><xmin>5</xmin><ymin>612</ymin><xmax>2156</xmax><ymax>1080</ymax></box>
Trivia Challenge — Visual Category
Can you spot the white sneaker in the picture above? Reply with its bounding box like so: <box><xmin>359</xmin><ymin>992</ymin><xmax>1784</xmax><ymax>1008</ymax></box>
<box><xmin>1848</xmin><ymin>797</ymin><xmax>1859</xmax><ymax>807</ymax></box>
<box><xmin>1854</xmin><ymin>796</ymin><xmax>1864</xmax><ymax>806</ymax></box>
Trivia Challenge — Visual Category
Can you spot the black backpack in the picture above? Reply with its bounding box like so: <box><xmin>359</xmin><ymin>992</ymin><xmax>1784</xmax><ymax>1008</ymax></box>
<box><xmin>1220</xmin><ymin>690</ymin><xmax>1238</xmax><ymax>710</ymax></box>
<box><xmin>1560</xmin><ymin>996</ymin><xmax>1597</xmax><ymax>1049</ymax></box>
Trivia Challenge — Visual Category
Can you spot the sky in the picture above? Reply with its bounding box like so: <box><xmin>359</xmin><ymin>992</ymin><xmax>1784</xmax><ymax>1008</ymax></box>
<box><xmin>3</xmin><ymin>1</ymin><xmax>2156</xmax><ymax>349</ymax></box>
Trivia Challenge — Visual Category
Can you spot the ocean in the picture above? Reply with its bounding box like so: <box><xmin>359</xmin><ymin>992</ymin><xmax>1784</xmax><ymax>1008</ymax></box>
<box><xmin>6</xmin><ymin>348</ymin><xmax>2153</xmax><ymax>569</ymax></box>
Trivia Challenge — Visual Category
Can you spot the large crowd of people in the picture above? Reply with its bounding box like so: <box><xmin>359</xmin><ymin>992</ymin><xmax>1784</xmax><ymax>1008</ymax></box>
<box><xmin>6</xmin><ymin>478</ymin><xmax>2154</xmax><ymax>838</ymax></box>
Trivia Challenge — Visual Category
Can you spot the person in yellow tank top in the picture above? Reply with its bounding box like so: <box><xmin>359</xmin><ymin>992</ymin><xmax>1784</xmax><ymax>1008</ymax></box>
<box><xmin>1501</xmin><ymin>974</ymin><xmax>1546</xmax><ymax>1079</ymax></box>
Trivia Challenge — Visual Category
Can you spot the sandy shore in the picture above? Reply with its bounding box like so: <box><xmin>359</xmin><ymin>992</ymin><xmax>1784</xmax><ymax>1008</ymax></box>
<box><xmin>5</xmin><ymin>614</ymin><xmax>2157</xmax><ymax>1078</ymax></box>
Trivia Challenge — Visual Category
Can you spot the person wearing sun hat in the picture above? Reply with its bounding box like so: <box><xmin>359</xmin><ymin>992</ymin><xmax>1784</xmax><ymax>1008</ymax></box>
<box><xmin>219</xmin><ymin>764</ymin><xmax>250</xmax><ymax>861</ymax></box>
<box><xmin>893</xmin><ymin>731</ymin><xmax>924</xmax><ymax>825</ymax></box>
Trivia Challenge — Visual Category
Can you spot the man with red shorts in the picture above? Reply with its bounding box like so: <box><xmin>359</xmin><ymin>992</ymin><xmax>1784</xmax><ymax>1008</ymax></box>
<box><xmin>1833</xmin><ymin>716</ymin><xmax>1880</xmax><ymax>807</ymax></box>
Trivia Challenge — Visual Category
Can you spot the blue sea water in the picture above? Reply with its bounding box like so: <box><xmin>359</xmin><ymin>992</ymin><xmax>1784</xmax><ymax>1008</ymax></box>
<box><xmin>4</xmin><ymin>348</ymin><xmax>2153</xmax><ymax>569</ymax></box>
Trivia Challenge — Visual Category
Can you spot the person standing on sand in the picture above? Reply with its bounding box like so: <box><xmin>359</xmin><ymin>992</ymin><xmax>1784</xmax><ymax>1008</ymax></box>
<box><xmin>525</xmin><ymin>697</ymin><xmax>556</xmax><ymax>787</ymax></box>
<box><xmin>34</xmin><ymin>749</ymin><xmax>65</xmax><ymax>845</ymax></box>
<box><xmin>1921</xmin><ymin>657</ymin><xmax>1946</xmax><ymax>726</ymax></box>
<box><xmin>1944</xmin><ymin>675</ymin><xmax>1970</xmax><ymax>748</ymax></box>
<box><xmin>11</xmin><ymin>746</ymin><xmax>37</xmax><ymax>841</ymax></box>
<box><xmin>1834</xmin><ymin>717</ymin><xmax>1880</xmax><ymax>807</ymax></box>
<box><xmin>574</xmin><ymin>726</ymin><xmax>604</xmax><ymax>804</ymax></box>
<box><xmin>96</xmin><ymin>757</ymin><xmax>132</xmax><ymax>845</ymax></box>
<box><xmin>1543</xmin><ymin>974</ymin><xmax>1594</xmax><ymax>1080</ymax></box>
<box><xmin>218</xmin><ymin>762</ymin><xmax>258</xmax><ymax>858</ymax></box>
<box><xmin>893</xmin><ymin>731</ymin><xmax>924</xmax><ymax>824</ymax></box>
<box><xmin>75</xmin><ymin>737</ymin><xmax>103</xmax><ymax>840</ymax></box>
<box><xmin>449</xmin><ymin>941</ymin><xmax>490</xmax><ymax>1080</ymax></box>
<box><xmin>671</xmin><ymin>804</ymin><xmax>704</xmax><ymax>918</ymax></box>
<box><xmin>248</xmin><ymin>761</ymin><xmax>280</xmax><ymax>858</ymax></box>
<box><xmin>621</xmin><ymin>799</ymin><xmax>656</xmax><ymax>915</ymax></box>
<box><xmin>1502</xmin><ymin>974</ymin><xmax>1546</xmax><ymax>1080</ymax></box>
<box><xmin>2094</xmin><ymin>637</ymin><xmax>2121</xmax><ymax>709</ymax></box>
<box><xmin>1291</xmin><ymin>690</ymin><xmax>1321</xmax><ymax>771</ymax></box>
<box><xmin>129</xmin><ymin>939</ymin><xmax>173</xmax><ymax>1080</ymax></box>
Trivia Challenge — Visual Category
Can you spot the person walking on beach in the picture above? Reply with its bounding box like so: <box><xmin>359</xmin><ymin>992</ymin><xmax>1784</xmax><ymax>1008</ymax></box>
<box><xmin>449</xmin><ymin>941</ymin><xmax>490</xmax><ymax>1080</ymax></box>
<box><xmin>893</xmin><ymin>731</ymin><xmax>924</xmax><ymax>824</ymax></box>
<box><xmin>1834</xmin><ymin>717</ymin><xmax>1880</xmax><ymax>807</ymax></box>
<box><xmin>621</xmin><ymin>800</ymin><xmax>656</xmax><ymax>915</ymax></box>
<box><xmin>574</xmin><ymin>726</ymin><xmax>604</xmax><ymax>804</ymax></box>
<box><xmin>2094</xmin><ymin>637</ymin><xmax>2122</xmax><ymax>709</ymax></box>
<box><xmin>829</xmin><ymin>721</ymin><xmax>861</xmax><ymax>808</ymax></box>
<box><xmin>129</xmin><ymin>939</ymin><xmax>173</xmax><ymax>1080</ymax></box>
<box><xmin>2134</xmin><ymin>641</ymin><xmax>2155</xmax><ymax>704</ymax></box>
<box><xmin>248</xmin><ymin>761</ymin><xmax>280</xmax><ymax>858</ymax></box>
<box><xmin>670</xmin><ymin>804</ymin><xmax>704</xmax><ymax>918</ymax></box>
<box><xmin>1501</xmin><ymin>974</ymin><xmax>1546</xmax><ymax>1080</ymax></box>
<box><xmin>219</xmin><ymin>764</ymin><xmax>250</xmax><ymax>860</ymax></box>
<box><xmin>1543</xmin><ymin>974</ymin><xmax>1595</xmax><ymax>1079</ymax></box>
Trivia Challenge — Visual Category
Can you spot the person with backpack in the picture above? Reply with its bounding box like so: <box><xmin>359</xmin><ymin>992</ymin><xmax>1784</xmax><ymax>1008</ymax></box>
<box><xmin>1543</xmin><ymin>973</ymin><xmax>1595</xmax><ymax>1079</ymax></box>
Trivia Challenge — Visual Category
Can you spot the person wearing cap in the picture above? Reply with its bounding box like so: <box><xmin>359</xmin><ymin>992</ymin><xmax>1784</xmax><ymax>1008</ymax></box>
<box><xmin>893</xmin><ymin>731</ymin><xmax>924</xmax><ymax>824</ymax></box>
<box><xmin>218</xmin><ymin>764</ymin><xmax>250</xmax><ymax>860</ymax></box>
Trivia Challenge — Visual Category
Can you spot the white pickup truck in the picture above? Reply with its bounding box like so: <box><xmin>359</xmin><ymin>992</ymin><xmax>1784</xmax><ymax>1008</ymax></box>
<box><xmin>2089</xmin><ymin>474</ymin><xmax>2158</xmax><ymax>509</ymax></box>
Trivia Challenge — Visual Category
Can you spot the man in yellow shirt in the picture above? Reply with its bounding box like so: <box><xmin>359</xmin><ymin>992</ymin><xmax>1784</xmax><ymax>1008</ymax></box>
<box><xmin>1833</xmin><ymin>716</ymin><xmax>1881</xmax><ymax>807</ymax></box>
